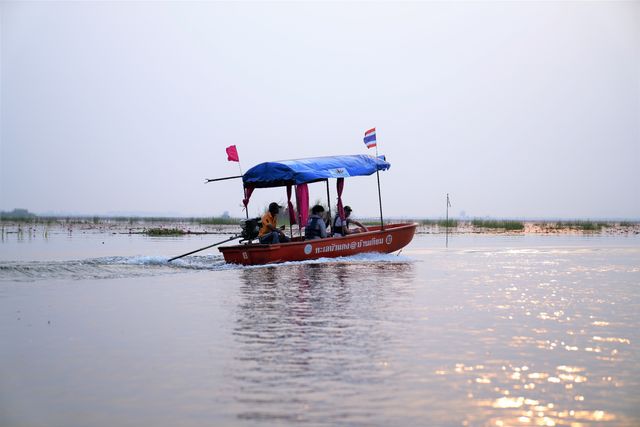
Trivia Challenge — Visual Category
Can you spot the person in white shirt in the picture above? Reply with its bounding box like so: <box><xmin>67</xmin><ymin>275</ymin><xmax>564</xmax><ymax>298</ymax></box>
<box><xmin>332</xmin><ymin>205</ymin><xmax>368</xmax><ymax>237</ymax></box>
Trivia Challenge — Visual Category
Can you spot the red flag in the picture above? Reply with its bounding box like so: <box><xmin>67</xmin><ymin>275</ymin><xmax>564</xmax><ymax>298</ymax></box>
<box><xmin>226</xmin><ymin>145</ymin><xmax>239</xmax><ymax>162</ymax></box>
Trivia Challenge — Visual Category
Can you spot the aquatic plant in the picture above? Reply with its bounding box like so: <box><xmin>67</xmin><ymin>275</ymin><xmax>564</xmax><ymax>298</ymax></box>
<box><xmin>552</xmin><ymin>220</ymin><xmax>607</xmax><ymax>231</ymax></box>
<box><xmin>145</xmin><ymin>228</ymin><xmax>186</xmax><ymax>236</ymax></box>
<box><xmin>472</xmin><ymin>219</ymin><xmax>524</xmax><ymax>231</ymax></box>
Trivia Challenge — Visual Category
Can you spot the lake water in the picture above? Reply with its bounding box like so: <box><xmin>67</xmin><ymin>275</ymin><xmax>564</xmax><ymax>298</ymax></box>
<box><xmin>1</xmin><ymin>229</ymin><xmax>639</xmax><ymax>426</ymax></box>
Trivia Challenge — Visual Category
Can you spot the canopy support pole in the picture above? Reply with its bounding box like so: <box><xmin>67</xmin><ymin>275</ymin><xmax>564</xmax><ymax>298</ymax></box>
<box><xmin>325</xmin><ymin>179</ymin><xmax>332</xmax><ymax>223</ymax></box>
<box><xmin>373</xmin><ymin>144</ymin><xmax>385</xmax><ymax>231</ymax></box>
<box><xmin>243</xmin><ymin>186</ymin><xmax>254</xmax><ymax>220</ymax></box>
<box><xmin>376</xmin><ymin>169</ymin><xmax>384</xmax><ymax>231</ymax></box>
<box><xmin>244</xmin><ymin>187</ymin><xmax>249</xmax><ymax>219</ymax></box>
<box><xmin>296</xmin><ymin>186</ymin><xmax>302</xmax><ymax>238</ymax></box>
<box><xmin>237</xmin><ymin>164</ymin><xmax>246</xmax><ymax>219</ymax></box>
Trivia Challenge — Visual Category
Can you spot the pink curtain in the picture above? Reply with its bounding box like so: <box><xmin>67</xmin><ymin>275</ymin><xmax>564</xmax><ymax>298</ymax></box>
<box><xmin>295</xmin><ymin>184</ymin><xmax>309</xmax><ymax>226</ymax></box>
<box><xmin>286</xmin><ymin>185</ymin><xmax>296</xmax><ymax>225</ymax></box>
<box><xmin>336</xmin><ymin>178</ymin><xmax>345</xmax><ymax>220</ymax></box>
<box><xmin>243</xmin><ymin>186</ymin><xmax>254</xmax><ymax>212</ymax></box>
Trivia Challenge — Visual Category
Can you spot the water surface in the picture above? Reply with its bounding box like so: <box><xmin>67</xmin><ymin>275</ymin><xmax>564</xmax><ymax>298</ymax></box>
<box><xmin>1</xmin><ymin>231</ymin><xmax>639</xmax><ymax>426</ymax></box>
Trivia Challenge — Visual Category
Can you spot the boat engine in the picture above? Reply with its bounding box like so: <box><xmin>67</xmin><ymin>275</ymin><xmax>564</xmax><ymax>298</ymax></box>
<box><xmin>240</xmin><ymin>217</ymin><xmax>261</xmax><ymax>242</ymax></box>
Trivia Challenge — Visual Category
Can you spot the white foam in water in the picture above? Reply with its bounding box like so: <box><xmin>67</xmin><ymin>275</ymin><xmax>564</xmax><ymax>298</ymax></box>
<box><xmin>169</xmin><ymin>254</ymin><xmax>234</xmax><ymax>270</ymax></box>
<box><xmin>0</xmin><ymin>252</ymin><xmax>414</xmax><ymax>281</ymax></box>
<box><xmin>121</xmin><ymin>256</ymin><xmax>171</xmax><ymax>266</ymax></box>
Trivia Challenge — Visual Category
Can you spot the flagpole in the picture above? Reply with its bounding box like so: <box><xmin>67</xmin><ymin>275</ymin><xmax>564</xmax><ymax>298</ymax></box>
<box><xmin>238</xmin><ymin>162</ymin><xmax>247</xmax><ymax>219</ymax></box>
<box><xmin>374</xmin><ymin>135</ymin><xmax>384</xmax><ymax>231</ymax></box>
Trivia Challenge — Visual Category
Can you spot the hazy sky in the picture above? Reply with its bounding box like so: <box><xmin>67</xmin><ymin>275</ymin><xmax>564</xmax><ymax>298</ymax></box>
<box><xmin>1</xmin><ymin>1</ymin><xmax>638</xmax><ymax>219</ymax></box>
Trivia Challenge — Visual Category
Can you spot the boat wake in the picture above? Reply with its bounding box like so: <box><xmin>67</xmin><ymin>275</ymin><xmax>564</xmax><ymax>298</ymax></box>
<box><xmin>0</xmin><ymin>252</ymin><xmax>413</xmax><ymax>282</ymax></box>
<box><xmin>0</xmin><ymin>255</ymin><xmax>226</xmax><ymax>282</ymax></box>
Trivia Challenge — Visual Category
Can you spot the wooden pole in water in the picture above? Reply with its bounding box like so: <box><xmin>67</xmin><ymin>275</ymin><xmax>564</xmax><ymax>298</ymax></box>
<box><xmin>446</xmin><ymin>193</ymin><xmax>451</xmax><ymax>248</ymax></box>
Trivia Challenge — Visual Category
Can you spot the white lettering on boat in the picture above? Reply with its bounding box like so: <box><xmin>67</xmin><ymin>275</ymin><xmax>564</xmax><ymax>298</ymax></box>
<box><xmin>314</xmin><ymin>237</ymin><xmax>385</xmax><ymax>255</ymax></box>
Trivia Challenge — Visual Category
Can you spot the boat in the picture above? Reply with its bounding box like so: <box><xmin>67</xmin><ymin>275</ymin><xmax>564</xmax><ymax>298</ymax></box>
<box><xmin>219</xmin><ymin>223</ymin><xmax>416</xmax><ymax>265</ymax></box>
<box><xmin>213</xmin><ymin>154</ymin><xmax>417</xmax><ymax>265</ymax></box>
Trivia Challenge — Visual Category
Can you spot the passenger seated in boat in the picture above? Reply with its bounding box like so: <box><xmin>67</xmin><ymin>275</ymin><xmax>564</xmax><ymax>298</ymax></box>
<box><xmin>258</xmin><ymin>202</ymin><xmax>291</xmax><ymax>244</ymax></box>
<box><xmin>305</xmin><ymin>205</ymin><xmax>328</xmax><ymax>240</ymax></box>
<box><xmin>332</xmin><ymin>205</ymin><xmax>369</xmax><ymax>237</ymax></box>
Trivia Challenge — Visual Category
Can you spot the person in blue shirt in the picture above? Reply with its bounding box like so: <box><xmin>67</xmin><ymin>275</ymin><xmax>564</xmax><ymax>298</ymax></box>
<box><xmin>305</xmin><ymin>205</ymin><xmax>328</xmax><ymax>239</ymax></box>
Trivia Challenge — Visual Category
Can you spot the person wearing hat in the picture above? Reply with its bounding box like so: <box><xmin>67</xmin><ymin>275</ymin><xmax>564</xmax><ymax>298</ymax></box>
<box><xmin>258</xmin><ymin>202</ymin><xmax>291</xmax><ymax>244</ymax></box>
<box><xmin>332</xmin><ymin>205</ymin><xmax>369</xmax><ymax>237</ymax></box>
<box><xmin>305</xmin><ymin>205</ymin><xmax>328</xmax><ymax>240</ymax></box>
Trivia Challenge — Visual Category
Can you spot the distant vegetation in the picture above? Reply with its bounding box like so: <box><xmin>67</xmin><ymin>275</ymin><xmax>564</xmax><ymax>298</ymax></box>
<box><xmin>546</xmin><ymin>220</ymin><xmax>610</xmax><ymax>231</ymax></box>
<box><xmin>0</xmin><ymin>211</ymin><xmax>244</xmax><ymax>226</ymax></box>
<box><xmin>0</xmin><ymin>209</ymin><xmax>37</xmax><ymax>220</ymax></box>
<box><xmin>471</xmin><ymin>219</ymin><xmax>525</xmax><ymax>231</ymax></box>
<box><xmin>195</xmin><ymin>217</ymin><xmax>242</xmax><ymax>225</ymax></box>
<box><xmin>421</xmin><ymin>219</ymin><xmax>459</xmax><ymax>227</ymax></box>
<box><xmin>145</xmin><ymin>228</ymin><xmax>186</xmax><ymax>236</ymax></box>
<box><xmin>1</xmin><ymin>209</ymin><xmax>638</xmax><ymax>236</ymax></box>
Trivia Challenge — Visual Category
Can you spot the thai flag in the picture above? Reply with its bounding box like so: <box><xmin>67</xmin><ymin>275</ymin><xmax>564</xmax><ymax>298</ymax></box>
<box><xmin>363</xmin><ymin>128</ymin><xmax>377</xmax><ymax>149</ymax></box>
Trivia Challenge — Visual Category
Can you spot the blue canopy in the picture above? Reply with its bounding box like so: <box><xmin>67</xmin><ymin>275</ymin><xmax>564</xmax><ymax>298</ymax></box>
<box><xmin>243</xmin><ymin>154</ymin><xmax>390</xmax><ymax>188</ymax></box>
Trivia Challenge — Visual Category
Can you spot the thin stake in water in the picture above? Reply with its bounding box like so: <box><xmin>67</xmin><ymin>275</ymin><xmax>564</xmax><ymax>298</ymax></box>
<box><xmin>446</xmin><ymin>193</ymin><xmax>451</xmax><ymax>248</ymax></box>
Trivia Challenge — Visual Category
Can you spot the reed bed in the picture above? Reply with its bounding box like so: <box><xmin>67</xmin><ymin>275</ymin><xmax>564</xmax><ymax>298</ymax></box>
<box><xmin>145</xmin><ymin>228</ymin><xmax>186</xmax><ymax>236</ymax></box>
<box><xmin>419</xmin><ymin>219</ymin><xmax>459</xmax><ymax>227</ymax></box>
<box><xmin>546</xmin><ymin>221</ymin><xmax>610</xmax><ymax>231</ymax></box>
<box><xmin>471</xmin><ymin>219</ymin><xmax>525</xmax><ymax>231</ymax></box>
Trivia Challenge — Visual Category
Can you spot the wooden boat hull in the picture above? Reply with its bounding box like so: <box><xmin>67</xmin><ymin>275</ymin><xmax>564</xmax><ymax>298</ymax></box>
<box><xmin>218</xmin><ymin>223</ymin><xmax>417</xmax><ymax>265</ymax></box>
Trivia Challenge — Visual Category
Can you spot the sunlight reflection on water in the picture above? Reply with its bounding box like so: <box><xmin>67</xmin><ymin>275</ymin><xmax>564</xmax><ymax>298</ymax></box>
<box><xmin>415</xmin><ymin>243</ymin><xmax>640</xmax><ymax>427</ymax></box>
